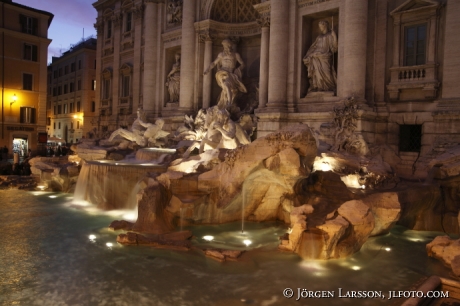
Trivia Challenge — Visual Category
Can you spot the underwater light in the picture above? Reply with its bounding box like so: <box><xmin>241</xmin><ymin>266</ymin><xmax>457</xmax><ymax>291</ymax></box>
<box><xmin>49</xmin><ymin>195</ymin><xmax>57</xmax><ymax>198</ymax></box>
<box><xmin>203</xmin><ymin>235</ymin><xmax>214</xmax><ymax>241</ymax></box>
<box><xmin>361</xmin><ymin>185</ymin><xmax>366</xmax><ymax>189</ymax></box>
<box><xmin>320</xmin><ymin>162</ymin><xmax>332</xmax><ymax>172</ymax></box>
<box><xmin>37</xmin><ymin>185</ymin><xmax>46</xmax><ymax>191</ymax></box>
<box><xmin>385</xmin><ymin>247</ymin><xmax>391</xmax><ymax>252</ymax></box>
<box><xmin>89</xmin><ymin>234</ymin><xmax>96</xmax><ymax>241</ymax></box>
<box><xmin>243</xmin><ymin>239</ymin><xmax>252</xmax><ymax>246</ymax></box>
<box><xmin>351</xmin><ymin>266</ymin><xmax>361</xmax><ymax>270</ymax></box>
<box><xmin>106</xmin><ymin>242</ymin><xmax>113</xmax><ymax>248</ymax></box>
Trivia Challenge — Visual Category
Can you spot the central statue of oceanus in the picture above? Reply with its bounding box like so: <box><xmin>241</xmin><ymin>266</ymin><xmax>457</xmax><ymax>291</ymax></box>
<box><xmin>204</xmin><ymin>39</ymin><xmax>247</xmax><ymax>109</ymax></box>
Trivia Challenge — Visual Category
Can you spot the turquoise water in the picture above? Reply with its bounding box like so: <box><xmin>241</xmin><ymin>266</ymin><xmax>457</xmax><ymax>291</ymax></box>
<box><xmin>0</xmin><ymin>189</ymin><xmax>453</xmax><ymax>306</ymax></box>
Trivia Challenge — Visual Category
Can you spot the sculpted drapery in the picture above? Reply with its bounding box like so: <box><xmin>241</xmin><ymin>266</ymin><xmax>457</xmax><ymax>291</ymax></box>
<box><xmin>303</xmin><ymin>20</ymin><xmax>338</xmax><ymax>93</ymax></box>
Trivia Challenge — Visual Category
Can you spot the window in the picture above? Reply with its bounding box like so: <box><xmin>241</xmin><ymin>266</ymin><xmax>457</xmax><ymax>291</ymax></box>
<box><xmin>70</xmin><ymin>102</ymin><xmax>74</xmax><ymax>113</ymax></box>
<box><xmin>47</xmin><ymin>117</ymin><xmax>51</xmax><ymax>126</ymax></box>
<box><xmin>91</xmin><ymin>101</ymin><xmax>96</xmax><ymax>112</ymax></box>
<box><xmin>405</xmin><ymin>25</ymin><xmax>426</xmax><ymax>66</ymax></box>
<box><xmin>92</xmin><ymin>80</ymin><xmax>96</xmax><ymax>91</ymax></box>
<box><xmin>94</xmin><ymin>60</ymin><xmax>97</xmax><ymax>69</ymax></box>
<box><xmin>23</xmin><ymin>73</ymin><xmax>33</xmax><ymax>90</ymax></box>
<box><xmin>399</xmin><ymin>125</ymin><xmax>422</xmax><ymax>152</ymax></box>
<box><xmin>387</xmin><ymin>1</ymin><xmax>440</xmax><ymax>101</ymax></box>
<box><xmin>54</xmin><ymin>106</ymin><xmax>57</xmax><ymax>115</ymax></box>
<box><xmin>59</xmin><ymin>68</ymin><xmax>62</xmax><ymax>77</ymax></box>
<box><xmin>53</xmin><ymin>70</ymin><xmax>58</xmax><ymax>79</ymax></box>
<box><xmin>58</xmin><ymin>86</ymin><xmax>62</xmax><ymax>95</ymax></box>
<box><xmin>19</xmin><ymin>107</ymin><xmax>36</xmax><ymax>123</ymax></box>
<box><xmin>125</xmin><ymin>12</ymin><xmax>132</xmax><ymax>32</ymax></box>
<box><xmin>23</xmin><ymin>44</ymin><xmax>38</xmax><ymax>61</ymax></box>
<box><xmin>64</xmin><ymin>104</ymin><xmax>68</xmax><ymax>114</ymax></box>
<box><xmin>78</xmin><ymin>60</ymin><xmax>82</xmax><ymax>70</ymax></box>
<box><xmin>58</xmin><ymin>122</ymin><xmax>61</xmax><ymax>129</ymax></box>
<box><xmin>71</xmin><ymin>63</ymin><xmax>76</xmax><ymax>72</ymax></box>
<box><xmin>77</xmin><ymin>80</ymin><xmax>81</xmax><ymax>91</ymax></box>
<box><xmin>53</xmin><ymin>87</ymin><xmax>57</xmax><ymax>96</ymax></box>
<box><xmin>65</xmin><ymin>66</ymin><xmax>69</xmax><ymax>74</ymax></box>
<box><xmin>53</xmin><ymin>122</ymin><xmax>56</xmax><ymax>129</ymax></box>
<box><xmin>121</xmin><ymin>75</ymin><xmax>130</xmax><ymax>97</ymax></box>
<box><xmin>103</xmin><ymin>79</ymin><xmax>110</xmax><ymax>99</ymax></box>
<box><xmin>77</xmin><ymin>101</ymin><xmax>81</xmax><ymax>112</ymax></box>
<box><xmin>77</xmin><ymin>121</ymin><xmax>80</xmax><ymax>129</ymax></box>
<box><xmin>71</xmin><ymin>122</ymin><xmax>74</xmax><ymax>129</ymax></box>
<box><xmin>63</xmin><ymin>84</ymin><xmax>68</xmax><ymax>94</ymax></box>
<box><xmin>70</xmin><ymin>82</ymin><xmax>74</xmax><ymax>93</ymax></box>
<box><xmin>106</xmin><ymin>20</ymin><xmax>112</xmax><ymax>39</ymax></box>
<box><xmin>57</xmin><ymin>105</ymin><xmax>62</xmax><ymax>114</ymax></box>
<box><xmin>20</xmin><ymin>15</ymin><xmax>38</xmax><ymax>35</ymax></box>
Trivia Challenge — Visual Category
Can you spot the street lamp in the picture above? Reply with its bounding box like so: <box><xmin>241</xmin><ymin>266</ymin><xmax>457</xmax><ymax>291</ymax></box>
<box><xmin>10</xmin><ymin>94</ymin><xmax>17</xmax><ymax>106</ymax></box>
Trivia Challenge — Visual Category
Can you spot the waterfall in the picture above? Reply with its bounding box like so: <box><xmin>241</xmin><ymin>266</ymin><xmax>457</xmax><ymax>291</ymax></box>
<box><xmin>73</xmin><ymin>161</ymin><xmax>166</xmax><ymax>210</ymax></box>
<box><xmin>73</xmin><ymin>162</ymin><xmax>90</xmax><ymax>203</ymax></box>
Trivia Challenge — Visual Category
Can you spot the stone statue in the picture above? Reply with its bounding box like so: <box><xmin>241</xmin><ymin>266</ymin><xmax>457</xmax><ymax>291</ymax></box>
<box><xmin>108</xmin><ymin>109</ymin><xmax>169</xmax><ymax>148</ymax></box>
<box><xmin>331</xmin><ymin>97</ymin><xmax>369</xmax><ymax>156</ymax></box>
<box><xmin>204</xmin><ymin>39</ymin><xmax>247</xmax><ymax>109</ymax></box>
<box><xmin>167</xmin><ymin>0</ymin><xmax>182</xmax><ymax>25</ymax></box>
<box><xmin>199</xmin><ymin>106</ymin><xmax>250</xmax><ymax>153</ymax></box>
<box><xmin>165</xmin><ymin>53</ymin><xmax>181</xmax><ymax>103</ymax></box>
<box><xmin>303</xmin><ymin>20</ymin><xmax>338</xmax><ymax>94</ymax></box>
<box><xmin>177</xmin><ymin>106</ymin><xmax>251</xmax><ymax>158</ymax></box>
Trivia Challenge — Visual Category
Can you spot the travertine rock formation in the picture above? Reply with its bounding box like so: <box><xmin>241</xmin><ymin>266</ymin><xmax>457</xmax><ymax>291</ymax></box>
<box><xmin>427</xmin><ymin>236</ymin><xmax>460</xmax><ymax>277</ymax></box>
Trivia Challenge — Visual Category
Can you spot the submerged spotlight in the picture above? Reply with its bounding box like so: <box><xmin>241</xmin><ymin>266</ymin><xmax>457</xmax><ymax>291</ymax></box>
<box><xmin>106</xmin><ymin>242</ymin><xmax>113</xmax><ymax>248</ymax></box>
<box><xmin>89</xmin><ymin>234</ymin><xmax>96</xmax><ymax>241</ymax></box>
<box><xmin>351</xmin><ymin>266</ymin><xmax>361</xmax><ymax>271</ymax></box>
<box><xmin>385</xmin><ymin>247</ymin><xmax>391</xmax><ymax>252</ymax></box>
<box><xmin>243</xmin><ymin>239</ymin><xmax>252</xmax><ymax>246</ymax></box>
<box><xmin>202</xmin><ymin>235</ymin><xmax>214</xmax><ymax>241</ymax></box>
<box><xmin>49</xmin><ymin>195</ymin><xmax>57</xmax><ymax>198</ymax></box>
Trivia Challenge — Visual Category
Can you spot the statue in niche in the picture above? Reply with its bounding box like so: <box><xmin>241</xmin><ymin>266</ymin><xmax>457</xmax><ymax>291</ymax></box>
<box><xmin>204</xmin><ymin>39</ymin><xmax>247</xmax><ymax>109</ymax></box>
<box><xmin>165</xmin><ymin>53</ymin><xmax>181</xmax><ymax>103</ymax></box>
<box><xmin>303</xmin><ymin>20</ymin><xmax>338</xmax><ymax>94</ymax></box>
<box><xmin>166</xmin><ymin>0</ymin><xmax>182</xmax><ymax>25</ymax></box>
<box><xmin>108</xmin><ymin>108</ymin><xmax>169</xmax><ymax>148</ymax></box>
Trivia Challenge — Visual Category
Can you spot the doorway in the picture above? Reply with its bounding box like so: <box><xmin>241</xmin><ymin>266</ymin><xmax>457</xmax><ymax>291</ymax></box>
<box><xmin>13</xmin><ymin>137</ymin><xmax>28</xmax><ymax>157</ymax></box>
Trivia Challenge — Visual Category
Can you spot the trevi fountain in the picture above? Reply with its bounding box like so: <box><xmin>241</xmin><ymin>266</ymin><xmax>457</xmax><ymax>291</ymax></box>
<box><xmin>3</xmin><ymin>0</ymin><xmax>460</xmax><ymax>304</ymax></box>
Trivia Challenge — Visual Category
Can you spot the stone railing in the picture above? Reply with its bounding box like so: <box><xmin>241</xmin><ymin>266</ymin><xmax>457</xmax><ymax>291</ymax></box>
<box><xmin>387</xmin><ymin>63</ymin><xmax>439</xmax><ymax>101</ymax></box>
<box><xmin>101</xmin><ymin>98</ymin><xmax>112</xmax><ymax>107</ymax></box>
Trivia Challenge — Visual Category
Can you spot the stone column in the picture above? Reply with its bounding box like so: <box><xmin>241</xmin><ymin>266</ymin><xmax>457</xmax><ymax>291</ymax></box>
<box><xmin>132</xmin><ymin>4</ymin><xmax>143</xmax><ymax>112</ymax></box>
<box><xmin>142</xmin><ymin>1</ymin><xmax>158</xmax><ymax>114</ymax></box>
<box><xmin>179</xmin><ymin>0</ymin><xmax>196</xmax><ymax>112</ymax></box>
<box><xmin>94</xmin><ymin>18</ymin><xmax>103</xmax><ymax>128</ymax></box>
<box><xmin>258</xmin><ymin>18</ymin><xmax>270</xmax><ymax>109</ymax></box>
<box><xmin>265</xmin><ymin>0</ymin><xmax>289</xmax><ymax>111</ymax></box>
<box><xmin>441</xmin><ymin>0</ymin><xmax>460</xmax><ymax>99</ymax></box>
<box><xmin>111</xmin><ymin>11</ymin><xmax>122</xmax><ymax>120</ymax></box>
<box><xmin>201</xmin><ymin>31</ymin><xmax>213</xmax><ymax>109</ymax></box>
<box><xmin>341</xmin><ymin>0</ymin><xmax>368</xmax><ymax>99</ymax></box>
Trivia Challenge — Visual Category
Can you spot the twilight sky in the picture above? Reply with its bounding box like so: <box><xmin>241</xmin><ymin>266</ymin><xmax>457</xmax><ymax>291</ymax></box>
<box><xmin>14</xmin><ymin>0</ymin><xmax>97</xmax><ymax>63</ymax></box>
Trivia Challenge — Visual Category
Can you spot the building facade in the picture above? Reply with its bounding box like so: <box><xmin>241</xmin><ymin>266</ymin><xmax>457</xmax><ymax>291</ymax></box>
<box><xmin>0</xmin><ymin>0</ymin><xmax>53</xmax><ymax>156</ymax></box>
<box><xmin>47</xmin><ymin>37</ymin><xmax>97</xmax><ymax>144</ymax></box>
<box><xmin>92</xmin><ymin>0</ymin><xmax>460</xmax><ymax>178</ymax></box>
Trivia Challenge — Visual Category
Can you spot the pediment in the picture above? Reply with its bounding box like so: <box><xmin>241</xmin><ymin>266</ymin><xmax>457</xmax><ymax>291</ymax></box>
<box><xmin>102</xmin><ymin>68</ymin><xmax>112</xmax><ymax>78</ymax></box>
<box><xmin>119</xmin><ymin>63</ymin><xmax>133</xmax><ymax>75</ymax></box>
<box><xmin>391</xmin><ymin>0</ymin><xmax>439</xmax><ymax>16</ymax></box>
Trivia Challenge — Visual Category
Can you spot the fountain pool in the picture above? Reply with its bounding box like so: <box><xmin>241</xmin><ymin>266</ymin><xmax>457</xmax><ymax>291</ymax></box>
<box><xmin>0</xmin><ymin>189</ymin><xmax>454</xmax><ymax>305</ymax></box>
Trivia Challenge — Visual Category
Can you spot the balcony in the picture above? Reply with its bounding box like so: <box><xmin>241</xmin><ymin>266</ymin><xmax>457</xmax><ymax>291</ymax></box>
<box><xmin>387</xmin><ymin>63</ymin><xmax>439</xmax><ymax>101</ymax></box>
